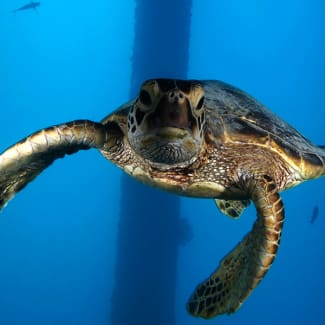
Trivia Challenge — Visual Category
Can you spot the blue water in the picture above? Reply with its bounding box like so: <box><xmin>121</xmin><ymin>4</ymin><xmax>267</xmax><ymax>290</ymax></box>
<box><xmin>0</xmin><ymin>0</ymin><xmax>324</xmax><ymax>324</ymax></box>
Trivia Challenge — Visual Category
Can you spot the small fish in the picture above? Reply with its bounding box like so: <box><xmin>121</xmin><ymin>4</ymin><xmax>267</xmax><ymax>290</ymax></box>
<box><xmin>310</xmin><ymin>205</ymin><xmax>319</xmax><ymax>224</ymax></box>
<box><xmin>12</xmin><ymin>1</ymin><xmax>40</xmax><ymax>13</ymax></box>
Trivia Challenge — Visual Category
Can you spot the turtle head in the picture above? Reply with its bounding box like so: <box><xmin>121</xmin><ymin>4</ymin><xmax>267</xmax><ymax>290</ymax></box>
<box><xmin>127</xmin><ymin>79</ymin><xmax>206</xmax><ymax>168</ymax></box>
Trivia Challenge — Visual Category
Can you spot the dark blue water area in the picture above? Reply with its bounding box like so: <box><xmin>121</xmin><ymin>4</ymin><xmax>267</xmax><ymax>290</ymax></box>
<box><xmin>0</xmin><ymin>0</ymin><xmax>324</xmax><ymax>324</ymax></box>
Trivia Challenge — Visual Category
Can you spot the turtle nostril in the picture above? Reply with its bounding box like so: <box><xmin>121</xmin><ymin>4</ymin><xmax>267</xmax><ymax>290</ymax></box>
<box><xmin>168</xmin><ymin>91</ymin><xmax>185</xmax><ymax>103</ymax></box>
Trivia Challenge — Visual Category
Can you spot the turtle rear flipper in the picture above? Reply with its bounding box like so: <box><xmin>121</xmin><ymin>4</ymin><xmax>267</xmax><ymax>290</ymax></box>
<box><xmin>0</xmin><ymin>120</ymin><xmax>110</xmax><ymax>210</ymax></box>
<box><xmin>215</xmin><ymin>199</ymin><xmax>250</xmax><ymax>219</ymax></box>
<box><xmin>187</xmin><ymin>175</ymin><xmax>284</xmax><ymax>318</ymax></box>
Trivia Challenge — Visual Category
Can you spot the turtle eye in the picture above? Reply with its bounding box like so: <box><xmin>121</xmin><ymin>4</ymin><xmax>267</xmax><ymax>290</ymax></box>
<box><xmin>139</xmin><ymin>90</ymin><xmax>152</xmax><ymax>106</ymax></box>
<box><xmin>197</xmin><ymin>96</ymin><xmax>205</xmax><ymax>111</ymax></box>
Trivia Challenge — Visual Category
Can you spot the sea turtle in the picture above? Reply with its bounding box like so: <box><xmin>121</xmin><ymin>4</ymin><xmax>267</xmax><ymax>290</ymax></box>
<box><xmin>0</xmin><ymin>79</ymin><xmax>324</xmax><ymax>318</ymax></box>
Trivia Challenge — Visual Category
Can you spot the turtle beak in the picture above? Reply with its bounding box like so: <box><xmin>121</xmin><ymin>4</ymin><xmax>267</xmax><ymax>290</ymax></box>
<box><xmin>148</xmin><ymin>90</ymin><xmax>194</xmax><ymax>130</ymax></box>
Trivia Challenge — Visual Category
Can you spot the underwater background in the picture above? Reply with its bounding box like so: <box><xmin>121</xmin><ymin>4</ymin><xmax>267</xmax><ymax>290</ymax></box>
<box><xmin>0</xmin><ymin>0</ymin><xmax>325</xmax><ymax>324</ymax></box>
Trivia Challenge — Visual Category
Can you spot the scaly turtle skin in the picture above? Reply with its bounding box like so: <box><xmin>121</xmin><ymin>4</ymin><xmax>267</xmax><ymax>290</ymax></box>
<box><xmin>0</xmin><ymin>79</ymin><xmax>324</xmax><ymax>318</ymax></box>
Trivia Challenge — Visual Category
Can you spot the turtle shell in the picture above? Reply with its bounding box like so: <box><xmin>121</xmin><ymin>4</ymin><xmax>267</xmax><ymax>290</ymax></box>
<box><xmin>202</xmin><ymin>80</ymin><xmax>325</xmax><ymax>178</ymax></box>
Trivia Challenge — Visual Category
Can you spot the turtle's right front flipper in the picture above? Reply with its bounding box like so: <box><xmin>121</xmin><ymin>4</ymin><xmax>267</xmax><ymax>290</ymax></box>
<box><xmin>0</xmin><ymin>120</ymin><xmax>111</xmax><ymax>210</ymax></box>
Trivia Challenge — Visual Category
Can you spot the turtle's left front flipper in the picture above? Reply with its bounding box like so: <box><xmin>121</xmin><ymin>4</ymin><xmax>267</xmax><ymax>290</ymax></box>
<box><xmin>0</xmin><ymin>120</ymin><xmax>113</xmax><ymax>210</ymax></box>
<box><xmin>187</xmin><ymin>175</ymin><xmax>284</xmax><ymax>318</ymax></box>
